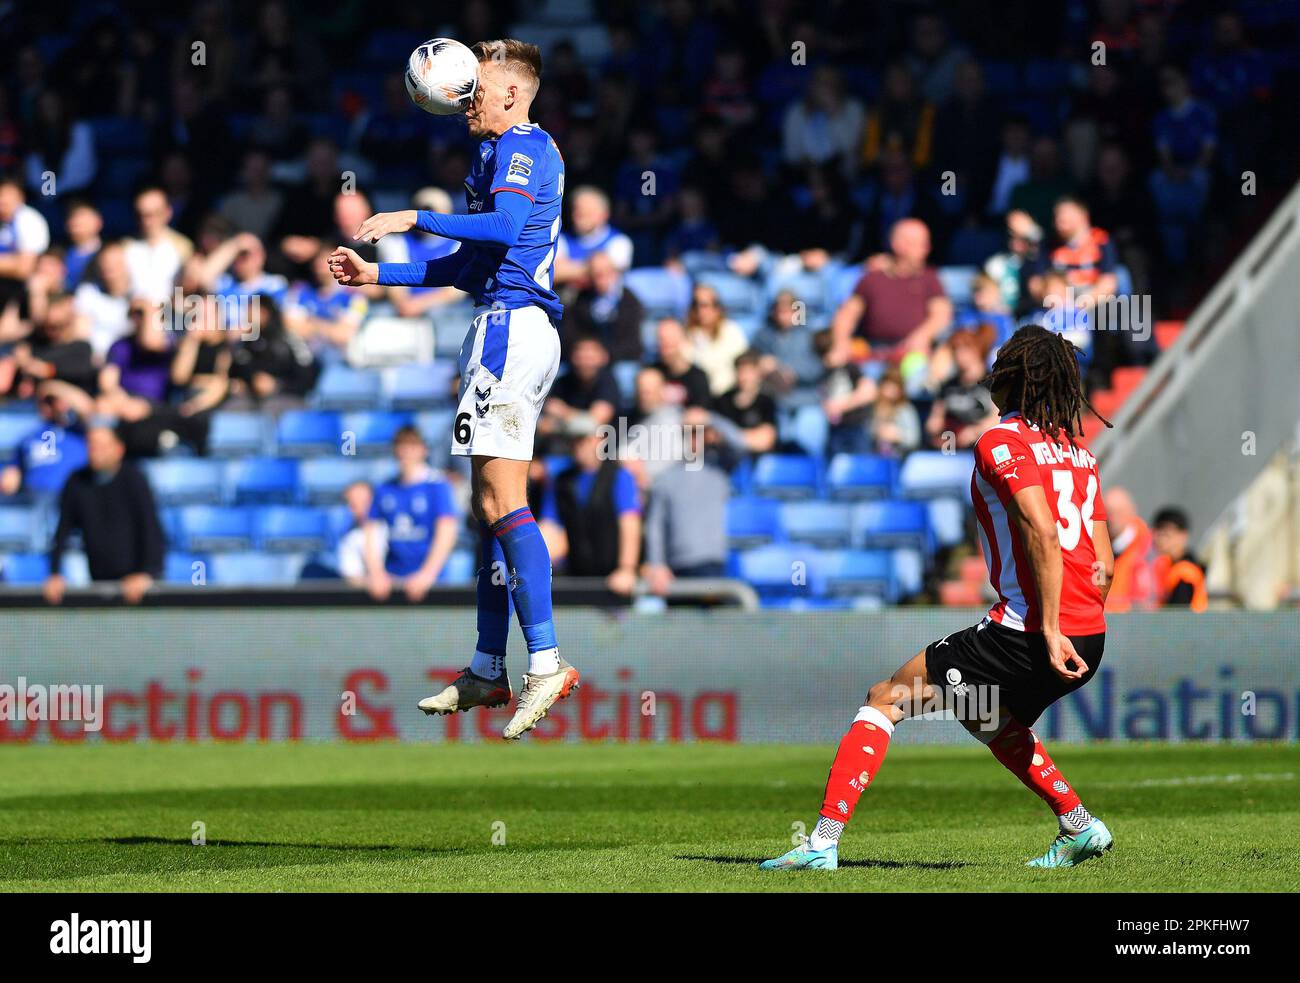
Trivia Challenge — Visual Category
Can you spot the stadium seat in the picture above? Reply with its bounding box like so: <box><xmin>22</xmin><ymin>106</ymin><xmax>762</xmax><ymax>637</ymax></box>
<box><xmin>298</xmin><ymin>458</ymin><xmax>379</xmax><ymax>505</ymax></box>
<box><xmin>175</xmin><ymin>506</ymin><xmax>256</xmax><ymax>552</ymax></box>
<box><xmin>826</xmin><ymin>262</ymin><xmax>865</xmax><ymax>307</ymax></box>
<box><xmin>945</xmin><ymin>227</ymin><xmax>1005</xmax><ymax>266</ymax></box>
<box><xmin>810</xmin><ymin>549</ymin><xmax>895</xmax><ymax>601</ymax></box>
<box><xmin>898</xmin><ymin>451</ymin><xmax>975</xmax><ymax>500</ymax></box>
<box><xmin>726</xmin><ymin>496</ymin><xmax>783</xmax><ymax>548</ymax></box>
<box><xmin>893</xmin><ymin>548</ymin><xmax>926</xmax><ymax>598</ymax></box>
<box><xmin>784</xmin><ymin>404</ymin><xmax>829</xmax><ymax>458</ymax></box>
<box><xmin>143</xmin><ymin>459</ymin><xmax>224</xmax><ymax>507</ymax></box>
<box><xmin>694</xmin><ymin>270</ymin><xmax>763</xmax><ymax>316</ymax></box>
<box><xmin>432</xmin><ymin>301</ymin><xmax>475</xmax><ymax>357</ymax></box>
<box><xmin>779</xmin><ymin>501</ymin><xmax>854</xmax><ymax>548</ymax></box>
<box><xmin>313</xmin><ymin>365</ymin><xmax>384</xmax><ymax>410</ymax></box>
<box><xmin>765</xmin><ymin>269</ymin><xmax>828</xmax><ymax>317</ymax></box>
<box><xmin>928</xmin><ymin>496</ymin><xmax>968</xmax><ymax>548</ymax></box>
<box><xmin>624</xmin><ymin>267</ymin><xmax>691</xmax><ymax>319</ymax></box>
<box><xmin>441</xmin><ymin>549</ymin><xmax>476</xmax><ymax>584</ymax></box>
<box><xmin>938</xmin><ymin>266</ymin><xmax>979</xmax><ymax>307</ymax></box>
<box><xmin>255</xmin><ymin>506</ymin><xmax>330</xmax><ymax>553</ymax></box>
<box><xmin>324</xmin><ymin>504</ymin><xmax>355</xmax><ymax>546</ymax></box>
<box><xmin>164</xmin><ymin>551</ymin><xmax>210</xmax><ymax>585</ymax></box>
<box><xmin>340</xmin><ymin>411</ymin><xmax>413</xmax><ymax>456</ymax></box>
<box><xmin>0</xmin><ymin>506</ymin><xmax>37</xmax><ymax>551</ymax></box>
<box><xmin>387</xmin><ymin>362</ymin><xmax>456</xmax><ymax>410</ymax></box>
<box><xmin>751</xmin><ymin>454</ymin><xmax>819</xmax><ymax>500</ymax></box>
<box><xmin>348</xmin><ymin>316</ymin><xmax>434</xmax><ymax>367</ymax></box>
<box><xmin>826</xmin><ymin>454</ymin><xmax>897</xmax><ymax>500</ymax></box>
<box><xmin>276</xmin><ymin>410</ymin><xmax>342</xmax><ymax>457</ymax></box>
<box><xmin>612</xmin><ymin>360</ymin><xmax>640</xmax><ymax>404</ymax></box>
<box><xmin>208</xmin><ymin>552</ymin><xmax>306</xmax><ymax>587</ymax></box>
<box><xmin>0</xmin><ymin>414</ymin><xmax>37</xmax><ymax>456</ymax></box>
<box><xmin>207</xmin><ymin>412</ymin><xmax>268</xmax><ymax>457</ymax></box>
<box><xmin>853</xmin><ymin>500</ymin><xmax>933</xmax><ymax>552</ymax></box>
<box><xmin>225</xmin><ymin>458</ymin><xmax>299</xmax><ymax>505</ymax></box>
<box><xmin>1</xmin><ymin>553</ymin><xmax>49</xmax><ymax>584</ymax></box>
<box><xmin>732</xmin><ymin>544</ymin><xmax>811</xmax><ymax>600</ymax></box>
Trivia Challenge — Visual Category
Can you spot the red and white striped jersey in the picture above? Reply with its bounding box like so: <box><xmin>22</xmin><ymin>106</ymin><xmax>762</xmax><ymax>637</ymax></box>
<box><xmin>971</xmin><ymin>413</ymin><xmax>1107</xmax><ymax>635</ymax></box>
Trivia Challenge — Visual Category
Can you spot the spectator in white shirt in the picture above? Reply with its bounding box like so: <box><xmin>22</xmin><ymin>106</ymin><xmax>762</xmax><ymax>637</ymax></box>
<box><xmin>73</xmin><ymin>241</ymin><xmax>135</xmax><ymax>359</ymax></box>
<box><xmin>553</xmin><ymin>187</ymin><xmax>633</xmax><ymax>288</ymax></box>
<box><xmin>124</xmin><ymin>186</ymin><xmax>192</xmax><ymax>303</ymax></box>
<box><xmin>0</xmin><ymin>178</ymin><xmax>51</xmax><ymax>301</ymax></box>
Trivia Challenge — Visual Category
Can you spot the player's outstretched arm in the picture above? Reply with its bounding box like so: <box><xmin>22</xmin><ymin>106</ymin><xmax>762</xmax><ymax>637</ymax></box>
<box><xmin>329</xmin><ymin>247</ymin><xmax>471</xmax><ymax>288</ymax></box>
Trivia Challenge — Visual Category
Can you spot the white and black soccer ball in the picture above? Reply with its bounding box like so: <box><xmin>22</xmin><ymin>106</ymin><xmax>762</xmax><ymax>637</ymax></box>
<box><xmin>404</xmin><ymin>38</ymin><xmax>479</xmax><ymax>116</ymax></box>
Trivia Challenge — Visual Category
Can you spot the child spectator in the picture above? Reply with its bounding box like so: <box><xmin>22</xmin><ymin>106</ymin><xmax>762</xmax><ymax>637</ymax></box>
<box><xmin>815</xmin><ymin>327</ymin><xmax>877</xmax><ymax>456</ymax></box>
<box><xmin>865</xmin><ymin>367</ymin><xmax>921</xmax><ymax>457</ymax></box>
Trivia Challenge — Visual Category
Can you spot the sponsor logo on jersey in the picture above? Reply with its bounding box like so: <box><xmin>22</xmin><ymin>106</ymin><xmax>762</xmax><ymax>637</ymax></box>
<box><xmin>505</xmin><ymin>152</ymin><xmax>533</xmax><ymax>185</ymax></box>
<box><xmin>992</xmin><ymin>444</ymin><xmax>1011</xmax><ymax>464</ymax></box>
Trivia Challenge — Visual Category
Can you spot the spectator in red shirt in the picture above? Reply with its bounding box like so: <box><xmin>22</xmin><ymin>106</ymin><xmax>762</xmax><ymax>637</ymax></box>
<box><xmin>830</xmin><ymin>218</ymin><xmax>951</xmax><ymax>361</ymax></box>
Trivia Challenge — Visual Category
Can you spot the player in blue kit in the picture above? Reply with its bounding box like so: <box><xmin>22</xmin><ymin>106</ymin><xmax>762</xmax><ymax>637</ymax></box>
<box><xmin>329</xmin><ymin>39</ymin><xmax>577</xmax><ymax>740</ymax></box>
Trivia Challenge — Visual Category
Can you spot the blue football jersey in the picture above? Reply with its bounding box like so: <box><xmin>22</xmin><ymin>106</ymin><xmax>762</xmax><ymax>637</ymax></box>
<box><xmin>369</xmin><ymin>472</ymin><xmax>457</xmax><ymax>577</ymax></box>
<box><xmin>458</xmin><ymin>123</ymin><xmax>565</xmax><ymax>322</ymax></box>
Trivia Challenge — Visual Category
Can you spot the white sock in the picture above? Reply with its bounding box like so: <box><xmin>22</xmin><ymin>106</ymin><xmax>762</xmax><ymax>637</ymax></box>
<box><xmin>808</xmin><ymin>816</ymin><xmax>845</xmax><ymax>850</ymax></box>
<box><xmin>1058</xmin><ymin>804</ymin><xmax>1094</xmax><ymax>835</ymax></box>
<box><xmin>527</xmin><ymin>647</ymin><xmax>560</xmax><ymax>675</ymax></box>
<box><xmin>469</xmin><ymin>650</ymin><xmax>506</xmax><ymax>679</ymax></box>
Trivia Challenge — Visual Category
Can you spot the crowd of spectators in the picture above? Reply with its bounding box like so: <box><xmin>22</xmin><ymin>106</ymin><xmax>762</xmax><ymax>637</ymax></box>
<box><xmin>0</xmin><ymin>0</ymin><xmax>1294</xmax><ymax>600</ymax></box>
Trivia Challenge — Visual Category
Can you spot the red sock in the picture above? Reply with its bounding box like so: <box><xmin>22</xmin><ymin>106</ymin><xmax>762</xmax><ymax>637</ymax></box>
<box><xmin>818</xmin><ymin>707</ymin><xmax>894</xmax><ymax>823</ymax></box>
<box><xmin>986</xmin><ymin>717</ymin><xmax>1081</xmax><ymax>818</ymax></box>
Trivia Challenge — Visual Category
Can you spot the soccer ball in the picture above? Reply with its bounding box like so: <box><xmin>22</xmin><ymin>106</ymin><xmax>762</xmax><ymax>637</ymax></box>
<box><xmin>405</xmin><ymin>38</ymin><xmax>479</xmax><ymax>116</ymax></box>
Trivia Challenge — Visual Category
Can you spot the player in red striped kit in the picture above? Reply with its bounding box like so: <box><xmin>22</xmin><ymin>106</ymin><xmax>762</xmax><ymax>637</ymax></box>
<box><xmin>762</xmin><ymin>326</ymin><xmax>1117</xmax><ymax>870</ymax></box>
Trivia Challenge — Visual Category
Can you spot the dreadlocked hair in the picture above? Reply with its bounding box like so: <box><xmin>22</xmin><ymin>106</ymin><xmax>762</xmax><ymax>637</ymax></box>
<box><xmin>983</xmin><ymin>325</ymin><xmax>1110</xmax><ymax>445</ymax></box>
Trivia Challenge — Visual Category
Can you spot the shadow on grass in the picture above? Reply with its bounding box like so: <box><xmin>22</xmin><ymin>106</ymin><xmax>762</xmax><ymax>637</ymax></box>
<box><xmin>674</xmin><ymin>854</ymin><xmax>968</xmax><ymax>870</ymax></box>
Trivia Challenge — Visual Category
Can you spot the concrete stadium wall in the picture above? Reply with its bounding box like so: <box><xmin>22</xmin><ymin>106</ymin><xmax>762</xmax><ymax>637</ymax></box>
<box><xmin>2</xmin><ymin>609</ymin><xmax>1297</xmax><ymax>744</ymax></box>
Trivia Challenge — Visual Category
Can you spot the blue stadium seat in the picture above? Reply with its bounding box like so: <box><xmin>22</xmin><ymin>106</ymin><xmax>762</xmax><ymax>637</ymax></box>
<box><xmin>898</xmin><ymin>451</ymin><xmax>975</xmax><ymax>500</ymax></box>
<box><xmin>207</xmin><ymin>412</ymin><xmax>268</xmax><ymax>457</ymax></box>
<box><xmin>784</xmin><ymin>404</ymin><xmax>828</xmax><ymax>458</ymax></box>
<box><xmin>893</xmin><ymin>548</ymin><xmax>925</xmax><ymax>598</ymax></box>
<box><xmin>298</xmin><ymin>458</ymin><xmax>377</xmax><ymax>505</ymax></box>
<box><xmin>256</xmin><ymin>506</ymin><xmax>330</xmax><ymax>553</ymax></box>
<box><xmin>441</xmin><ymin>550</ymin><xmax>476</xmax><ymax>584</ymax></box>
<box><xmin>225</xmin><ymin>458</ymin><xmax>299</xmax><ymax>504</ymax></box>
<box><xmin>388</xmin><ymin>362</ymin><xmax>456</xmax><ymax>410</ymax></box>
<box><xmin>1</xmin><ymin>552</ymin><xmax>49</xmax><ymax>584</ymax></box>
<box><xmin>143</xmin><ymin>459</ymin><xmax>224</xmax><ymax>507</ymax></box>
<box><xmin>826</xmin><ymin>454</ymin><xmax>897</xmax><ymax>500</ymax></box>
<box><xmin>928</xmin><ymin>496</ymin><xmax>967</xmax><ymax>548</ymax></box>
<box><xmin>853</xmin><ymin>500</ymin><xmax>933</xmax><ymax>552</ymax></box>
<box><xmin>624</xmin><ymin>267</ymin><xmax>691</xmax><ymax>319</ymax></box>
<box><xmin>324</xmin><ymin>504</ymin><xmax>355</xmax><ymax>546</ymax></box>
<box><xmin>826</xmin><ymin>262</ymin><xmax>864</xmax><ymax>307</ymax></box>
<box><xmin>765</xmin><ymin>269</ymin><xmax>828</xmax><ymax>317</ymax></box>
<box><xmin>726</xmin><ymin>496</ymin><xmax>783</xmax><ymax>548</ymax></box>
<box><xmin>732</xmin><ymin>544</ymin><xmax>812</xmax><ymax>601</ymax></box>
<box><xmin>313</xmin><ymin>365</ymin><xmax>384</xmax><ymax>410</ymax></box>
<box><xmin>694</xmin><ymin>270</ymin><xmax>763</xmax><ymax>316</ymax></box>
<box><xmin>612</xmin><ymin>360</ymin><xmax>640</xmax><ymax>404</ymax></box>
<box><xmin>208</xmin><ymin>552</ymin><xmax>306</xmax><ymax>587</ymax></box>
<box><xmin>0</xmin><ymin>414</ymin><xmax>38</xmax><ymax>456</ymax></box>
<box><xmin>341</xmin><ymin>411</ymin><xmax>413</xmax><ymax>456</ymax></box>
<box><xmin>164</xmin><ymin>551</ymin><xmax>210</xmax><ymax>585</ymax></box>
<box><xmin>751</xmin><ymin>454</ymin><xmax>819</xmax><ymax>500</ymax></box>
<box><xmin>432</xmin><ymin>301</ymin><xmax>475</xmax><ymax>357</ymax></box>
<box><xmin>0</xmin><ymin>506</ymin><xmax>37</xmax><ymax>551</ymax></box>
<box><xmin>175</xmin><ymin>506</ymin><xmax>256</xmax><ymax>552</ymax></box>
<box><xmin>811</xmin><ymin>549</ymin><xmax>895</xmax><ymax>601</ymax></box>
<box><xmin>276</xmin><ymin>410</ymin><xmax>342</xmax><ymax>457</ymax></box>
<box><xmin>938</xmin><ymin>266</ymin><xmax>979</xmax><ymax>307</ymax></box>
<box><xmin>779</xmin><ymin>501</ymin><xmax>853</xmax><ymax>548</ymax></box>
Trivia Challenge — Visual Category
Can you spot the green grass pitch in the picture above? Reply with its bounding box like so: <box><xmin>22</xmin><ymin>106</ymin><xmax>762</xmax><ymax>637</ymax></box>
<box><xmin>0</xmin><ymin>742</ymin><xmax>1295</xmax><ymax>892</ymax></box>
